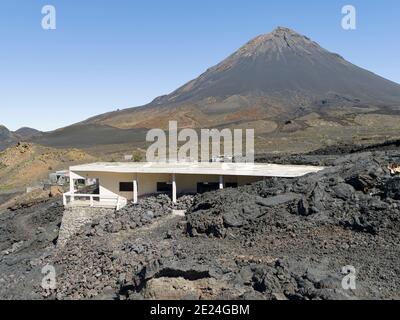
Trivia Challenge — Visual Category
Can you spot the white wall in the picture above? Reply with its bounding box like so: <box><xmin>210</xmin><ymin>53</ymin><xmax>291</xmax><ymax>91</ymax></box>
<box><xmin>72</xmin><ymin>170</ymin><xmax>265</xmax><ymax>202</ymax></box>
<box><xmin>137</xmin><ymin>173</ymin><xmax>172</xmax><ymax>197</ymax></box>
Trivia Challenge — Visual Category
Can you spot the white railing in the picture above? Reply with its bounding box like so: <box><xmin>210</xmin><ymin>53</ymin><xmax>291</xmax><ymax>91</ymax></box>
<box><xmin>63</xmin><ymin>192</ymin><xmax>127</xmax><ymax>210</ymax></box>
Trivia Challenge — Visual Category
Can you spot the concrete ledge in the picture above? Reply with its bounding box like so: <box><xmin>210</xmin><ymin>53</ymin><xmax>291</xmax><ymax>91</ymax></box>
<box><xmin>171</xmin><ymin>209</ymin><xmax>186</xmax><ymax>217</ymax></box>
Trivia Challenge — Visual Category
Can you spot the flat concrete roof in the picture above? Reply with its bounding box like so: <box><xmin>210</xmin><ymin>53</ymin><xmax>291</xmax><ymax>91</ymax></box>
<box><xmin>70</xmin><ymin>162</ymin><xmax>325</xmax><ymax>178</ymax></box>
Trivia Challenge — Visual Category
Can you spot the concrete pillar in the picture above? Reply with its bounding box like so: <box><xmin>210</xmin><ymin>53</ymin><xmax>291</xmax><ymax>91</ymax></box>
<box><xmin>172</xmin><ymin>173</ymin><xmax>177</xmax><ymax>203</ymax></box>
<box><xmin>69</xmin><ymin>172</ymin><xmax>75</xmax><ymax>202</ymax></box>
<box><xmin>219</xmin><ymin>175</ymin><xmax>224</xmax><ymax>189</ymax></box>
<box><xmin>133</xmin><ymin>180</ymin><xmax>138</xmax><ymax>204</ymax></box>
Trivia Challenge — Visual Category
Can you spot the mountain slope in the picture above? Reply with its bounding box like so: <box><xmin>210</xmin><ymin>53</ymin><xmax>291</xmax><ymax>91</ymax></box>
<box><xmin>31</xmin><ymin>27</ymin><xmax>400</xmax><ymax>152</ymax></box>
<box><xmin>0</xmin><ymin>142</ymin><xmax>95</xmax><ymax>190</ymax></box>
<box><xmin>0</xmin><ymin>126</ymin><xmax>18</xmax><ymax>151</ymax></box>
<box><xmin>14</xmin><ymin>127</ymin><xmax>42</xmax><ymax>140</ymax></box>
<box><xmin>153</xmin><ymin>27</ymin><xmax>400</xmax><ymax>106</ymax></box>
<box><xmin>0</xmin><ymin>126</ymin><xmax>43</xmax><ymax>151</ymax></box>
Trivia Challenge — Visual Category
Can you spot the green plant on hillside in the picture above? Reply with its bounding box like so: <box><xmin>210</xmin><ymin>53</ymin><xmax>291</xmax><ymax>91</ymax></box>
<box><xmin>133</xmin><ymin>151</ymin><xmax>143</xmax><ymax>162</ymax></box>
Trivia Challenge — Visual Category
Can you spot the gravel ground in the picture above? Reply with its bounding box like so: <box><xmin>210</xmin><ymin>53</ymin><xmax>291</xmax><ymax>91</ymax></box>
<box><xmin>0</xmin><ymin>199</ymin><xmax>63</xmax><ymax>299</ymax></box>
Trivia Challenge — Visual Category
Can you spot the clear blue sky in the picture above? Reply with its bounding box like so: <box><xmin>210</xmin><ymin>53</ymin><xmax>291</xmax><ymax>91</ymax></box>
<box><xmin>1</xmin><ymin>0</ymin><xmax>400</xmax><ymax>131</ymax></box>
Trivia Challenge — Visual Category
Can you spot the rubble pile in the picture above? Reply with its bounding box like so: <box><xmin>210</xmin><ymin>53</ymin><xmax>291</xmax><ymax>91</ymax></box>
<box><xmin>187</xmin><ymin>151</ymin><xmax>400</xmax><ymax>238</ymax></box>
<box><xmin>88</xmin><ymin>194</ymin><xmax>194</xmax><ymax>235</ymax></box>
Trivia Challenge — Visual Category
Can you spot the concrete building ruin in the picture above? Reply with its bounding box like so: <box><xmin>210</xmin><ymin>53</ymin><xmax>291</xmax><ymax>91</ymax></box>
<box><xmin>63</xmin><ymin>162</ymin><xmax>324</xmax><ymax>210</ymax></box>
<box><xmin>49</xmin><ymin>170</ymin><xmax>70</xmax><ymax>186</ymax></box>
